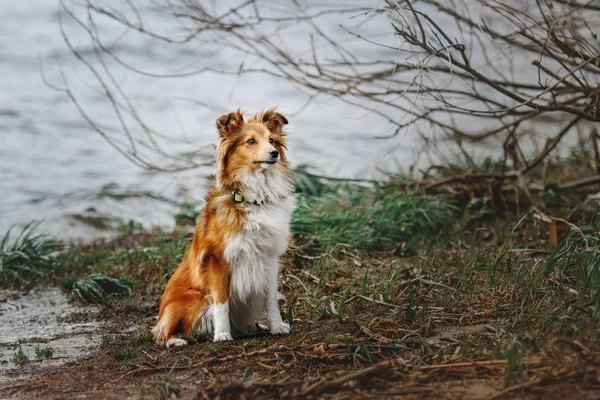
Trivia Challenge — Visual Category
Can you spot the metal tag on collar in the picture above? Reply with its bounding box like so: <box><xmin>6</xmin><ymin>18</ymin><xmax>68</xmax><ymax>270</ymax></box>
<box><xmin>232</xmin><ymin>191</ymin><xmax>244</xmax><ymax>203</ymax></box>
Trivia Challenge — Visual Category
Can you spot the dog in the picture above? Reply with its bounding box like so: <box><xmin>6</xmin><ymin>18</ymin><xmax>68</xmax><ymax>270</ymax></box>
<box><xmin>152</xmin><ymin>108</ymin><xmax>295</xmax><ymax>347</ymax></box>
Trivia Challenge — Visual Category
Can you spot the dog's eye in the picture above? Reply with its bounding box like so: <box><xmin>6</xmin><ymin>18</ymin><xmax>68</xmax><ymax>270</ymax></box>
<box><xmin>247</xmin><ymin>138</ymin><xmax>256</xmax><ymax>145</ymax></box>
<box><xmin>269</xmin><ymin>138</ymin><xmax>274</xmax><ymax>144</ymax></box>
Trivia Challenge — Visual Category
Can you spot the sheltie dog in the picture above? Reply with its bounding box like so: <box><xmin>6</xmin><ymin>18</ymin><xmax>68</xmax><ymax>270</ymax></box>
<box><xmin>152</xmin><ymin>108</ymin><xmax>295</xmax><ymax>347</ymax></box>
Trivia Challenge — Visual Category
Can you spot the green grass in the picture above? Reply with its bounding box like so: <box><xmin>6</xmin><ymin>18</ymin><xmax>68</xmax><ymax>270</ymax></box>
<box><xmin>71</xmin><ymin>273</ymin><xmax>132</xmax><ymax>304</ymax></box>
<box><xmin>294</xmin><ymin>165</ymin><xmax>339</xmax><ymax>196</ymax></box>
<box><xmin>12</xmin><ymin>345</ymin><xmax>29</xmax><ymax>366</ymax></box>
<box><xmin>293</xmin><ymin>198</ymin><xmax>600</xmax><ymax>372</ymax></box>
<box><xmin>0</xmin><ymin>222</ymin><xmax>63</xmax><ymax>289</ymax></box>
<box><xmin>101</xmin><ymin>335</ymin><xmax>113</xmax><ymax>349</ymax></box>
<box><xmin>56</xmin><ymin>232</ymin><xmax>189</xmax><ymax>307</ymax></box>
<box><xmin>116</xmin><ymin>219</ymin><xmax>144</xmax><ymax>234</ymax></box>
<box><xmin>109</xmin><ymin>347</ymin><xmax>137</xmax><ymax>362</ymax></box>
<box><xmin>2</xmin><ymin>171</ymin><xmax>597</xmax><ymax>383</ymax></box>
<box><xmin>292</xmin><ymin>186</ymin><xmax>453</xmax><ymax>255</ymax></box>
<box><xmin>174</xmin><ymin>201</ymin><xmax>202</xmax><ymax>225</ymax></box>
<box><xmin>35</xmin><ymin>345</ymin><xmax>54</xmax><ymax>360</ymax></box>
<box><xmin>132</xmin><ymin>331</ymin><xmax>155</xmax><ymax>345</ymax></box>
<box><xmin>1</xmin><ymin>166</ymin><xmax>597</xmax><ymax>395</ymax></box>
<box><xmin>100</xmin><ymin>333</ymin><xmax>143</xmax><ymax>369</ymax></box>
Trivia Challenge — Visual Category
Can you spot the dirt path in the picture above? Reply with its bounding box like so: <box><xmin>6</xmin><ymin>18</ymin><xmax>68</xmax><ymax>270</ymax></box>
<box><xmin>2</xmin><ymin>227</ymin><xmax>600</xmax><ymax>399</ymax></box>
<box><xmin>2</xmin><ymin>309</ymin><xmax>599</xmax><ymax>399</ymax></box>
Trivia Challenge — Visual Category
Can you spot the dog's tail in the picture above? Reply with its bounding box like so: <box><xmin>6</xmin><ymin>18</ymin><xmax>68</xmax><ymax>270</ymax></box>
<box><xmin>152</xmin><ymin>290</ymin><xmax>207</xmax><ymax>346</ymax></box>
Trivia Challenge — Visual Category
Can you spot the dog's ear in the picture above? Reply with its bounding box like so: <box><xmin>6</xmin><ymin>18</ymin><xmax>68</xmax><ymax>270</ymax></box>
<box><xmin>216</xmin><ymin>109</ymin><xmax>244</xmax><ymax>138</ymax></box>
<box><xmin>261</xmin><ymin>108</ymin><xmax>288</xmax><ymax>133</ymax></box>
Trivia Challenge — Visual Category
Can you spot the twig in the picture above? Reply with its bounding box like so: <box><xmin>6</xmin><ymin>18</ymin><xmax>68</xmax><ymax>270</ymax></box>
<box><xmin>418</xmin><ymin>360</ymin><xmax>507</xmax><ymax>372</ymax></box>
<box><xmin>489</xmin><ymin>379</ymin><xmax>541</xmax><ymax>400</ymax></box>
<box><xmin>523</xmin><ymin>116</ymin><xmax>582</xmax><ymax>174</ymax></box>
<box><xmin>377</xmin><ymin>387</ymin><xmax>434</xmax><ymax>395</ymax></box>
<box><xmin>111</xmin><ymin>345</ymin><xmax>292</xmax><ymax>382</ymax></box>
<box><xmin>591</xmin><ymin>130</ymin><xmax>600</xmax><ymax>174</ymax></box>
<box><xmin>459</xmin><ymin>357</ymin><xmax>505</xmax><ymax>376</ymax></box>
<box><xmin>554</xmin><ymin>174</ymin><xmax>600</xmax><ymax>191</ymax></box>
<box><xmin>301</xmin><ymin>357</ymin><xmax>405</xmax><ymax>395</ymax></box>
<box><xmin>357</xmin><ymin>294</ymin><xmax>444</xmax><ymax>310</ymax></box>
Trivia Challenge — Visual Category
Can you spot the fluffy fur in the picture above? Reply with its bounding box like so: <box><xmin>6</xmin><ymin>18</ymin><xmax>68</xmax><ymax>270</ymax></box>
<box><xmin>152</xmin><ymin>108</ymin><xmax>295</xmax><ymax>347</ymax></box>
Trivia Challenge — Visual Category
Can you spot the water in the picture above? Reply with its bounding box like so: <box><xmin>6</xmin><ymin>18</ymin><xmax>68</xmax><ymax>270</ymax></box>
<box><xmin>0</xmin><ymin>287</ymin><xmax>100</xmax><ymax>380</ymax></box>
<box><xmin>0</xmin><ymin>0</ymin><xmax>426</xmax><ymax>240</ymax></box>
<box><xmin>0</xmin><ymin>1</ymin><xmax>582</xmax><ymax>240</ymax></box>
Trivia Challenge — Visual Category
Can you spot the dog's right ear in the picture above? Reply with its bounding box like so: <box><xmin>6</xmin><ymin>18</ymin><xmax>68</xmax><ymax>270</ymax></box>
<box><xmin>216</xmin><ymin>109</ymin><xmax>244</xmax><ymax>138</ymax></box>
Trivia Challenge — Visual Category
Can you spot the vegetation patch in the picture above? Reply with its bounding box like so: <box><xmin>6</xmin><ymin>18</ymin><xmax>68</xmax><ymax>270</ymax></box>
<box><xmin>293</xmin><ymin>184</ymin><xmax>453</xmax><ymax>255</ymax></box>
<box><xmin>70</xmin><ymin>273</ymin><xmax>132</xmax><ymax>304</ymax></box>
<box><xmin>0</xmin><ymin>222</ymin><xmax>63</xmax><ymax>289</ymax></box>
<box><xmin>1</xmin><ymin>167</ymin><xmax>599</xmax><ymax>399</ymax></box>
<box><xmin>174</xmin><ymin>201</ymin><xmax>202</xmax><ymax>225</ymax></box>
<box><xmin>34</xmin><ymin>345</ymin><xmax>54</xmax><ymax>361</ymax></box>
<box><xmin>11</xmin><ymin>345</ymin><xmax>29</xmax><ymax>367</ymax></box>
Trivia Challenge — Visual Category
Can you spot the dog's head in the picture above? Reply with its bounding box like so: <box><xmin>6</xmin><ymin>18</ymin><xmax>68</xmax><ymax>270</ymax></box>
<box><xmin>215</xmin><ymin>108</ymin><xmax>289</xmax><ymax>185</ymax></box>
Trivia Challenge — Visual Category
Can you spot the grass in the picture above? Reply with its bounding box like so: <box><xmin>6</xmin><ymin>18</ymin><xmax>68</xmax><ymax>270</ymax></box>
<box><xmin>70</xmin><ymin>273</ymin><xmax>132</xmax><ymax>304</ymax></box>
<box><xmin>3</xmin><ymin>165</ymin><xmax>600</xmax><ymax>397</ymax></box>
<box><xmin>55</xmin><ymin>232</ymin><xmax>189</xmax><ymax>308</ymax></box>
<box><xmin>117</xmin><ymin>219</ymin><xmax>144</xmax><ymax>234</ymax></box>
<box><xmin>109</xmin><ymin>347</ymin><xmax>137</xmax><ymax>362</ymax></box>
<box><xmin>100</xmin><ymin>333</ymin><xmax>141</xmax><ymax>369</ymax></box>
<box><xmin>293</xmin><ymin>185</ymin><xmax>453</xmax><ymax>255</ymax></box>
<box><xmin>174</xmin><ymin>201</ymin><xmax>202</xmax><ymax>225</ymax></box>
<box><xmin>0</xmin><ymin>221</ymin><xmax>63</xmax><ymax>289</ymax></box>
<box><xmin>12</xmin><ymin>345</ymin><xmax>29</xmax><ymax>366</ymax></box>
<box><xmin>132</xmin><ymin>331</ymin><xmax>154</xmax><ymax>345</ymax></box>
<box><xmin>35</xmin><ymin>345</ymin><xmax>54</xmax><ymax>360</ymax></box>
<box><xmin>101</xmin><ymin>335</ymin><xmax>113</xmax><ymax>349</ymax></box>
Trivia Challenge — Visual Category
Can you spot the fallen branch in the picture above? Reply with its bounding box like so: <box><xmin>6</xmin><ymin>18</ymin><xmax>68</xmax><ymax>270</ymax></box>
<box><xmin>489</xmin><ymin>378</ymin><xmax>542</xmax><ymax>400</ymax></box>
<box><xmin>111</xmin><ymin>345</ymin><xmax>293</xmax><ymax>383</ymax></box>
<box><xmin>301</xmin><ymin>357</ymin><xmax>405</xmax><ymax>396</ymax></box>
<box><xmin>554</xmin><ymin>174</ymin><xmax>600</xmax><ymax>191</ymax></box>
<box><xmin>418</xmin><ymin>359</ymin><xmax>507</xmax><ymax>372</ymax></box>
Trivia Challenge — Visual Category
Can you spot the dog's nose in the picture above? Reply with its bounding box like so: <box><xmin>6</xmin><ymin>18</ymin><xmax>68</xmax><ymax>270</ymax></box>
<box><xmin>270</xmin><ymin>149</ymin><xmax>279</xmax><ymax>159</ymax></box>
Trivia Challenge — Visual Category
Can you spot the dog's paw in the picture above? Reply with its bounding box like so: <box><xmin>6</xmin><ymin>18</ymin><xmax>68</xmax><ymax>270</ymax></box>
<box><xmin>166</xmin><ymin>338</ymin><xmax>188</xmax><ymax>348</ymax></box>
<box><xmin>213</xmin><ymin>331</ymin><xmax>233</xmax><ymax>342</ymax></box>
<box><xmin>269</xmin><ymin>322</ymin><xmax>291</xmax><ymax>335</ymax></box>
<box><xmin>256</xmin><ymin>323</ymin><xmax>269</xmax><ymax>332</ymax></box>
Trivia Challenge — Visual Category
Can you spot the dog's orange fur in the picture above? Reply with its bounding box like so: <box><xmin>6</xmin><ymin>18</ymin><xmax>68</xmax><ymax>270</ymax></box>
<box><xmin>152</xmin><ymin>108</ymin><xmax>290</xmax><ymax>345</ymax></box>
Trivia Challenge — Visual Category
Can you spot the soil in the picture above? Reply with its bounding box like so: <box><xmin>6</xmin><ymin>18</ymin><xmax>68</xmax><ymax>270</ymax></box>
<box><xmin>1</xmin><ymin>287</ymin><xmax>599</xmax><ymax>399</ymax></box>
<box><xmin>1</xmin><ymin>318</ymin><xmax>599</xmax><ymax>399</ymax></box>
<box><xmin>1</xmin><ymin>232</ymin><xmax>600</xmax><ymax>399</ymax></box>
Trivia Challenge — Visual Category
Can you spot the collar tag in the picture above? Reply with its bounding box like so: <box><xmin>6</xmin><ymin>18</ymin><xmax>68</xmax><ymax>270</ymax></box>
<box><xmin>232</xmin><ymin>191</ymin><xmax>245</xmax><ymax>203</ymax></box>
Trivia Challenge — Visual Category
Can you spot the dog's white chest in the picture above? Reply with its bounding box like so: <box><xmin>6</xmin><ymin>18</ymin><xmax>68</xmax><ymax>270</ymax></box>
<box><xmin>224</xmin><ymin>196</ymin><xmax>295</xmax><ymax>300</ymax></box>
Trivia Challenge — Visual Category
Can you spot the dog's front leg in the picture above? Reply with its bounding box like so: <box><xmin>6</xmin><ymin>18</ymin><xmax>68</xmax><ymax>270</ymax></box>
<box><xmin>266</xmin><ymin>258</ymin><xmax>290</xmax><ymax>335</ymax></box>
<box><xmin>209</xmin><ymin>258</ymin><xmax>233</xmax><ymax>342</ymax></box>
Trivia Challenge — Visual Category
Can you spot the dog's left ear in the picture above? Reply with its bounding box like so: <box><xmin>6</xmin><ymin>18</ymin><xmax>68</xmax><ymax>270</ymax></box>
<box><xmin>216</xmin><ymin>109</ymin><xmax>245</xmax><ymax>138</ymax></box>
<box><xmin>261</xmin><ymin>108</ymin><xmax>288</xmax><ymax>133</ymax></box>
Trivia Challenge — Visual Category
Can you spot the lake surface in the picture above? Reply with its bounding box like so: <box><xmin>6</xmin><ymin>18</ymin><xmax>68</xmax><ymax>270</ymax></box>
<box><xmin>0</xmin><ymin>1</ymin><xmax>577</xmax><ymax>240</ymax></box>
<box><xmin>0</xmin><ymin>0</ymin><xmax>430</xmax><ymax>239</ymax></box>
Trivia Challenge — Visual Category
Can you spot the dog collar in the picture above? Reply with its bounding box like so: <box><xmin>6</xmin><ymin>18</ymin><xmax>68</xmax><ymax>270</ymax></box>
<box><xmin>232</xmin><ymin>191</ymin><xmax>262</xmax><ymax>205</ymax></box>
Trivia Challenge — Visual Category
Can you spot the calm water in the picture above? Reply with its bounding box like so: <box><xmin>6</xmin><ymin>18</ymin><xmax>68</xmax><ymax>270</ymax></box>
<box><xmin>0</xmin><ymin>0</ymin><xmax>427</xmax><ymax>239</ymax></box>
<box><xmin>0</xmin><ymin>1</ymin><xmax>575</xmax><ymax>239</ymax></box>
